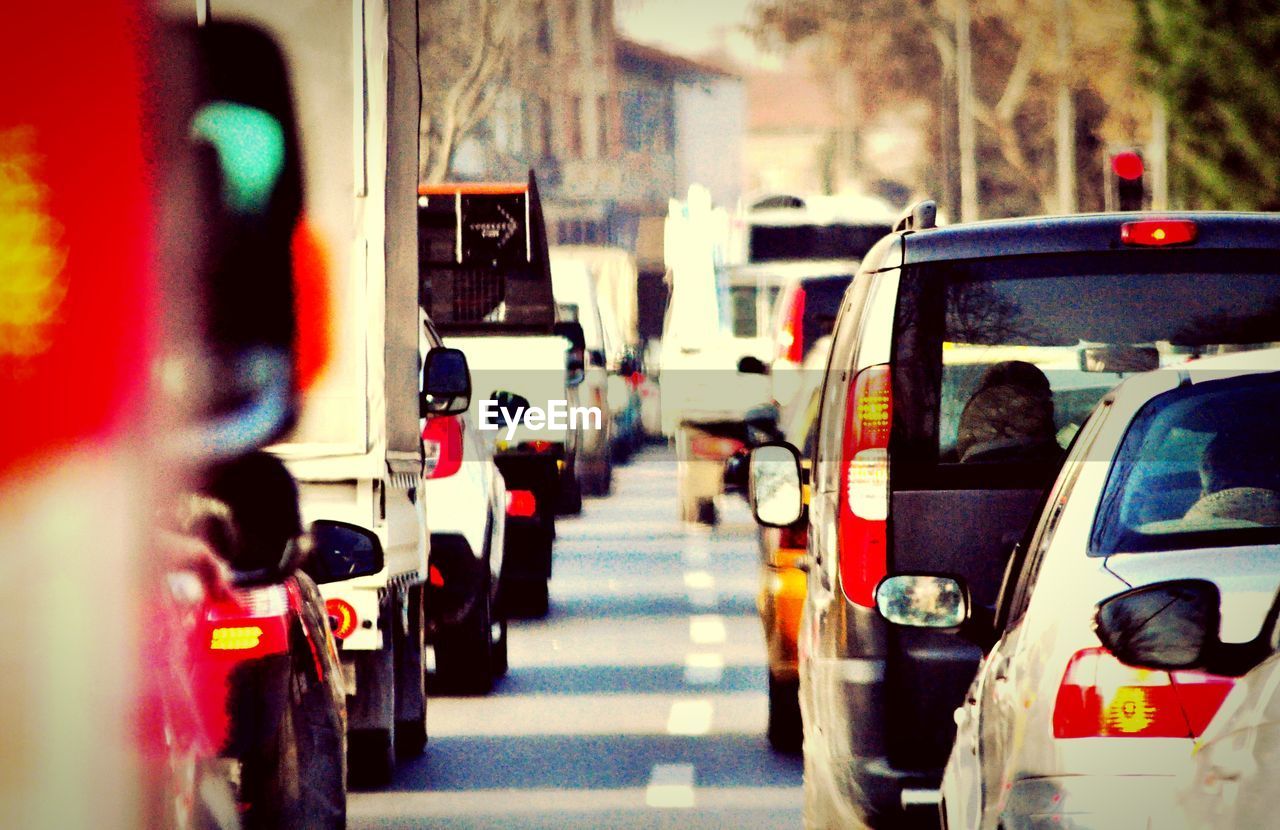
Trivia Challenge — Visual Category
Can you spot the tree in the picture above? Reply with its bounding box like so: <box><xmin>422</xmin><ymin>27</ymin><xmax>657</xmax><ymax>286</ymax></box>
<box><xmin>751</xmin><ymin>0</ymin><xmax>1150</xmax><ymax>217</ymax></box>
<box><xmin>418</xmin><ymin>0</ymin><xmax>536</xmax><ymax>183</ymax></box>
<box><xmin>1135</xmin><ymin>0</ymin><xmax>1280</xmax><ymax>210</ymax></box>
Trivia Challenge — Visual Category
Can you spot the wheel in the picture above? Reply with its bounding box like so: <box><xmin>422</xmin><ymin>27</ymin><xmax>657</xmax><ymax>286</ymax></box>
<box><xmin>433</xmin><ymin>567</ymin><xmax>496</xmax><ymax>695</ymax></box>
<box><xmin>557</xmin><ymin>463</ymin><xmax>582</xmax><ymax>515</ymax></box>
<box><xmin>394</xmin><ymin>584</ymin><xmax>428</xmax><ymax>757</ymax></box>
<box><xmin>766</xmin><ymin>673</ymin><xmax>802</xmax><ymax>754</ymax></box>
<box><xmin>695</xmin><ymin>497</ymin><xmax>718</xmax><ymax>526</ymax></box>
<box><xmin>491</xmin><ymin>613</ymin><xmax>509</xmax><ymax>679</ymax></box>
<box><xmin>347</xmin><ymin>727</ymin><xmax>394</xmax><ymax>790</ymax></box>
<box><xmin>503</xmin><ymin>575</ymin><xmax>549</xmax><ymax>619</ymax></box>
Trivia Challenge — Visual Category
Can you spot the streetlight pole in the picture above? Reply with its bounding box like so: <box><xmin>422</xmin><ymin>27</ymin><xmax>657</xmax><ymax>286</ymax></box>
<box><xmin>1055</xmin><ymin>0</ymin><xmax>1077</xmax><ymax>213</ymax></box>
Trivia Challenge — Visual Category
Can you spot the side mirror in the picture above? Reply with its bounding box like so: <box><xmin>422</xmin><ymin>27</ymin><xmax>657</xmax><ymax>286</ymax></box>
<box><xmin>421</xmin><ymin>347</ymin><xmax>471</xmax><ymax>416</ymax></box>
<box><xmin>738</xmin><ymin>355</ymin><xmax>770</xmax><ymax>375</ymax></box>
<box><xmin>1095</xmin><ymin>579</ymin><xmax>1220</xmax><ymax>671</ymax></box>
<box><xmin>876</xmin><ymin>574</ymin><xmax>969</xmax><ymax>629</ymax></box>
<box><xmin>555</xmin><ymin>321</ymin><xmax>587</xmax><ymax>387</ymax></box>
<box><xmin>304</xmin><ymin>519</ymin><xmax>385</xmax><ymax>585</ymax></box>
<box><xmin>749</xmin><ymin>443</ymin><xmax>804</xmax><ymax>527</ymax></box>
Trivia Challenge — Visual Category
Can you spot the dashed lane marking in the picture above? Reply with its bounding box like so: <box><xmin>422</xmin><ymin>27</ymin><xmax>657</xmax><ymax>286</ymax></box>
<box><xmin>683</xmin><ymin>653</ymin><xmax>725</xmax><ymax>686</ymax></box>
<box><xmin>645</xmin><ymin>763</ymin><xmax>696</xmax><ymax>808</ymax></box>
<box><xmin>666</xmin><ymin>700</ymin><xmax>714</xmax><ymax>735</ymax></box>
<box><xmin>689</xmin><ymin>614</ymin><xmax>727</xmax><ymax>644</ymax></box>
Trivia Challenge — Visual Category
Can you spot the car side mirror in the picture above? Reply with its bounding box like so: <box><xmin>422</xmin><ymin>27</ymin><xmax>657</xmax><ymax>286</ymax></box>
<box><xmin>486</xmin><ymin>391</ymin><xmax>531</xmax><ymax>431</ymax></box>
<box><xmin>421</xmin><ymin>347</ymin><xmax>471</xmax><ymax>416</ymax></box>
<box><xmin>738</xmin><ymin>355</ymin><xmax>770</xmax><ymax>375</ymax></box>
<box><xmin>555</xmin><ymin>321</ymin><xmax>587</xmax><ymax>387</ymax></box>
<box><xmin>876</xmin><ymin>574</ymin><xmax>969</xmax><ymax>629</ymax></box>
<box><xmin>304</xmin><ymin>519</ymin><xmax>385</xmax><ymax>585</ymax></box>
<box><xmin>749</xmin><ymin>443</ymin><xmax>804</xmax><ymax>527</ymax></box>
<box><xmin>1094</xmin><ymin>579</ymin><xmax>1221</xmax><ymax>671</ymax></box>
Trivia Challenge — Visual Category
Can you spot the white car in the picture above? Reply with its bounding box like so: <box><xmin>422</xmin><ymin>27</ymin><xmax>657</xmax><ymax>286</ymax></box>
<box><xmin>882</xmin><ymin>347</ymin><xmax>1280</xmax><ymax>830</ymax></box>
<box><xmin>422</xmin><ymin>318</ymin><xmax>509</xmax><ymax>694</ymax></box>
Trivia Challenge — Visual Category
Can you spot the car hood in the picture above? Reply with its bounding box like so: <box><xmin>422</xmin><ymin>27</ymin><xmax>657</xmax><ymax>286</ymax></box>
<box><xmin>1104</xmin><ymin>545</ymin><xmax>1280</xmax><ymax>643</ymax></box>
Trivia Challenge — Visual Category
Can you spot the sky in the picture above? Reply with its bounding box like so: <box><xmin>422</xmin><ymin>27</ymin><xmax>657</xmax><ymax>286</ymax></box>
<box><xmin>613</xmin><ymin>0</ymin><xmax>783</xmax><ymax>70</ymax></box>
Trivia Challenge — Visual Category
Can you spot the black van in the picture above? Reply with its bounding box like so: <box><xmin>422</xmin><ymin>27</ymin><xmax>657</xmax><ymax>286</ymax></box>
<box><xmin>747</xmin><ymin>205</ymin><xmax>1280</xmax><ymax>828</ymax></box>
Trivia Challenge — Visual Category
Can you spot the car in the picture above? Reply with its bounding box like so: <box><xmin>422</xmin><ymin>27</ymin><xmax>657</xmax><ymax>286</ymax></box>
<box><xmin>421</xmin><ymin>317</ymin><xmax>510</xmax><ymax>694</ymax></box>
<box><xmin>879</xmin><ymin>348</ymin><xmax>1280</xmax><ymax>830</ymax></box>
<box><xmin>756</xmin><ymin>335</ymin><xmax>832</xmax><ymax>753</ymax></box>
<box><xmin>746</xmin><ymin>205</ymin><xmax>1280</xmax><ymax>828</ymax></box>
<box><xmin>551</xmin><ymin>252</ymin><xmax>615</xmax><ymax>497</ymax></box>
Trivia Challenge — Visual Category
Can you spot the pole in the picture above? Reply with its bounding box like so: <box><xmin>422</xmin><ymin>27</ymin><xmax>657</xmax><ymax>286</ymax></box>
<box><xmin>956</xmin><ymin>0</ymin><xmax>978</xmax><ymax>221</ymax></box>
<box><xmin>1055</xmin><ymin>0</ymin><xmax>1076</xmax><ymax>213</ymax></box>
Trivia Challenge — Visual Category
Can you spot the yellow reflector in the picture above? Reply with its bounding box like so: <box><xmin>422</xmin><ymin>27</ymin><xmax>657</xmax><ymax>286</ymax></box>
<box><xmin>210</xmin><ymin>626</ymin><xmax>264</xmax><ymax>651</ymax></box>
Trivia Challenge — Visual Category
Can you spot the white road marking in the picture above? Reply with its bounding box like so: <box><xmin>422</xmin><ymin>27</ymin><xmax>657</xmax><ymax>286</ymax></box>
<box><xmin>667</xmin><ymin>700</ymin><xmax>714</xmax><ymax>735</ymax></box>
<box><xmin>684</xmin><ymin>653</ymin><xmax>725</xmax><ymax>686</ymax></box>
<box><xmin>684</xmin><ymin>570</ymin><xmax>718</xmax><ymax>608</ymax></box>
<box><xmin>645</xmin><ymin>763</ymin><xmax>696</xmax><ymax>808</ymax></box>
<box><xmin>689</xmin><ymin>614</ymin><xmax>727</xmax><ymax>644</ymax></box>
<box><xmin>681</xmin><ymin>542</ymin><xmax>710</xmax><ymax>565</ymax></box>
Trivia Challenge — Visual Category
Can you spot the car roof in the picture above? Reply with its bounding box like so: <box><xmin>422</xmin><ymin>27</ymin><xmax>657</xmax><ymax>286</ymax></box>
<box><xmin>898</xmin><ymin>212</ymin><xmax>1280</xmax><ymax>265</ymax></box>
<box><xmin>1103</xmin><ymin>347</ymin><xmax>1280</xmax><ymax>417</ymax></box>
<box><xmin>723</xmin><ymin>259</ymin><xmax>861</xmax><ymax>281</ymax></box>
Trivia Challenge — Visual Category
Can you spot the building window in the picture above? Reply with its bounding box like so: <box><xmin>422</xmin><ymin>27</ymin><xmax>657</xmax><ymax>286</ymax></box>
<box><xmin>528</xmin><ymin>96</ymin><xmax>553</xmax><ymax>158</ymax></box>
<box><xmin>568</xmin><ymin>97</ymin><xmax>583</xmax><ymax>158</ymax></box>
<box><xmin>620</xmin><ymin>88</ymin><xmax>668</xmax><ymax>153</ymax></box>
<box><xmin>596</xmin><ymin>94</ymin><xmax>610</xmax><ymax>158</ymax></box>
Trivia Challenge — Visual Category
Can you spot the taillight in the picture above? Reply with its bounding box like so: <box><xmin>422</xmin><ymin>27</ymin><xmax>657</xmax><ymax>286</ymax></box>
<box><xmin>1052</xmin><ymin>647</ymin><xmax>1234</xmax><ymax>738</ymax></box>
<box><xmin>690</xmin><ymin>434</ymin><xmax>744</xmax><ymax>460</ymax></box>
<box><xmin>778</xmin><ymin>522</ymin><xmax>807</xmax><ymax>551</ymax></box>
<box><xmin>837</xmin><ymin>364</ymin><xmax>891</xmax><ymax>607</ymax></box>
<box><xmin>507</xmin><ymin>489</ymin><xmax>537</xmax><ymax>517</ymax></box>
<box><xmin>1120</xmin><ymin>219</ymin><xmax>1197</xmax><ymax>247</ymax></box>
<box><xmin>205</xmin><ymin>585</ymin><xmax>290</xmax><ymax>656</ymax></box>
<box><xmin>777</xmin><ymin>284</ymin><xmax>806</xmax><ymax>363</ymax></box>
<box><xmin>325</xmin><ymin>597</ymin><xmax>358</xmax><ymax>640</ymax></box>
<box><xmin>422</xmin><ymin>415</ymin><xmax>463</xmax><ymax>479</ymax></box>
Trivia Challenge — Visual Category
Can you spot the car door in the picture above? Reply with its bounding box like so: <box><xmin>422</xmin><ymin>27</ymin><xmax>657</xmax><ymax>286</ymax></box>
<box><xmin>974</xmin><ymin>402</ymin><xmax>1111</xmax><ymax>827</ymax></box>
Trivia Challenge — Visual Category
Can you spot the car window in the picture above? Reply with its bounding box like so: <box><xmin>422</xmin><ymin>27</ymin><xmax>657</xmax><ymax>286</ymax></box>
<box><xmin>813</xmin><ymin>272</ymin><xmax>874</xmax><ymax>492</ymax></box>
<box><xmin>1093</xmin><ymin>371</ymin><xmax>1280</xmax><ymax>555</ymax></box>
<box><xmin>800</xmin><ymin>275</ymin><xmax>853</xmax><ymax>359</ymax></box>
<box><xmin>891</xmin><ymin>250</ymin><xmax>1280</xmax><ymax>487</ymax></box>
<box><xmin>996</xmin><ymin>400</ymin><xmax>1111</xmax><ymax>629</ymax></box>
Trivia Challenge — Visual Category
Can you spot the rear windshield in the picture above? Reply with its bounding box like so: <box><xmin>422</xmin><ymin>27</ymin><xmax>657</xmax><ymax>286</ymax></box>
<box><xmin>749</xmin><ymin>222</ymin><xmax>889</xmax><ymax>262</ymax></box>
<box><xmin>892</xmin><ymin>250</ymin><xmax>1280</xmax><ymax>484</ymax></box>
<box><xmin>1092</xmin><ymin>372</ymin><xmax>1280</xmax><ymax>555</ymax></box>
<box><xmin>800</xmin><ymin>274</ymin><xmax>852</xmax><ymax>357</ymax></box>
<box><xmin>726</xmin><ymin>282</ymin><xmax>781</xmax><ymax>338</ymax></box>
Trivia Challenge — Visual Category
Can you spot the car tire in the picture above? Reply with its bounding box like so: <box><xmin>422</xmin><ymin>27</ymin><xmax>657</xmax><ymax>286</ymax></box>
<box><xmin>347</xmin><ymin>727</ymin><xmax>394</xmax><ymax>790</ymax></box>
<box><xmin>766</xmin><ymin>673</ymin><xmax>802</xmax><ymax>754</ymax></box>
<box><xmin>557</xmin><ymin>464</ymin><xmax>583</xmax><ymax>515</ymax></box>
<box><xmin>433</xmin><ymin>568</ymin><xmax>495</xmax><ymax>695</ymax></box>
<box><xmin>503</xmin><ymin>575</ymin><xmax>549</xmax><ymax>619</ymax></box>
<box><xmin>491</xmin><ymin>613</ymin><xmax>509</xmax><ymax>679</ymax></box>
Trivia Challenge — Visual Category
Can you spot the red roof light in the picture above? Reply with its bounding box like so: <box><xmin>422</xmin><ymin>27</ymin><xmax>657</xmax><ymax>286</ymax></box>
<box><xmin>1121</xmin><ymin>219</ymin><xmax>1197</xmax><ymax>247</ymax></box>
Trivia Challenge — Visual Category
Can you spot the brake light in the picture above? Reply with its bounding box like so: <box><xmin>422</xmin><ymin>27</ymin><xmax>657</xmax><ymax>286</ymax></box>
<box><xmin>777</xmin><ymin>284</ymin><xmax>807</xmax><ymax>363</ymax></box>
<box><xmin>507</xmin><ymin>489</ymin><xmax>537</xmax><ymax>517</ymax></box>
<box><xmin>204</xmin><ymin>585</ymin><xmax>290</xmax><ymax>656</ymax></box>
<box><xmin>325</xmin><ymin>597</ymin><xmax>358</xmax><ymax>640</ymax></box>
<box><xmin>690</xmin><ymin>435</ymin><xmax>744</xmax><ymax>460</ymax></box>
<box><xmin>778</xmin><ymin>522</ymin><xmax>807</xmax><ymax>551</ymax></box>
<box><xmin>1052</xmin><ymin>647</ymin><xmax>1234</xmax><ymax>738</ymax></box>
<box><xmin>1120</xmin><ymin>219</ymin><xmax>1197</xmax><ymax>247</ymax></box>
<box><xmin>837</xmin><ymin>364</ymin><xmax>891</xmax><ymax>606</ymax></box>
<box><xmin>422</xmin><ymin>415</ymin><xmax>463</xmax><ymax>478</ymax></box>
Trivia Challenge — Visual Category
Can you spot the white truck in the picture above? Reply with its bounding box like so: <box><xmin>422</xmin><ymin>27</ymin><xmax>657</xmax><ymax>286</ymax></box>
<box><xmin>418</xmin><ymin>179</ymin><xmax>590</xmax><ymax>617</ymax></box>
<box><xmin>218</xmin><ymin>0</ymin><xmax>431</xmax><ymax>786</ymax></box>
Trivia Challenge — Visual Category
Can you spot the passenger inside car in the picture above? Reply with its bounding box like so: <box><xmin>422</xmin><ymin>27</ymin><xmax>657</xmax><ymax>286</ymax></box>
<box><xmin>954</xmin><ymin>360</ymin><xmax>1062</xmax><ymax>464</ymax></box>
<box><xmin>1185</xmin><ymin>429</ymin><xmax>1280</xmax><ymax>526</ymax></box>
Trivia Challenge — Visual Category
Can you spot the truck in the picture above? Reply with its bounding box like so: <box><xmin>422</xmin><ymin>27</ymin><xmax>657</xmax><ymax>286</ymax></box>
<box><xmin>418</xmin><ymin>178</ymin><xmax>588</xmax><ymax>617</ymax></box>
<box><xmin>212</xmin><ymin>0</ymin><xmax>431</xmax><ymax>786</ymax></box>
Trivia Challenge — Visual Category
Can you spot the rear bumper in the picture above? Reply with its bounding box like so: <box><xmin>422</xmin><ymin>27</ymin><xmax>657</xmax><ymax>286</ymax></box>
<box><xmin>1001</xmin><ymin>775</ymin><xmax>1185</xmax><ymax>830</ymax></box>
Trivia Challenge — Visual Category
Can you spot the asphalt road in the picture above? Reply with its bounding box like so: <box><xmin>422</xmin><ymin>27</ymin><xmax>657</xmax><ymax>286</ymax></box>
<box><xmin>350</xmin><ymin>444</ymin><xmax>804</xmax><ymax>829</ymax></box>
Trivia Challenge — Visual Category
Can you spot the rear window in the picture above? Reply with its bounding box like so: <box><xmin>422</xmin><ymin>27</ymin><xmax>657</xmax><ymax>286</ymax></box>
<box><xmin>1092</xmin><ymin>372</ymin><xmax>1280</xmax><ymax>555</ymax></box>
<box><xmin>749</xmin><ymin>222</ymin><xmax>889</xmax><ymax>262</ymax></box>
<box><xmin>799</xmin><ymin>275</ymin><xmax>852</xmax><ymax>357</ymax></box>
<box><xmin>726</xmin><ymin>282</ymin><xmax>781</xmax><ymax>338</ymax></box>
<box><xmin>891</xmin><ymin>250</ymin><xmax>1280</xmax><ymax>484</ymax></box>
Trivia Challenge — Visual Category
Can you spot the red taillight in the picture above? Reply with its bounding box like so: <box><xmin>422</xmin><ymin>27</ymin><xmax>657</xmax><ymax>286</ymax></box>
<box><xmin>777</xmin><ymin>284</ymin><xmax>807</xmax><ymax>364</ymax></box>
<box><xmin>1052</xmin><ymin>647</ymin><xmax>1234</xmax><ymax>739</ymax></box>
<box><xmin>507</xmin><ymin>489</ymin><xmax>537</xmax><ymax>517</ymax></box>
<box><xmin>1120</xmin><ymin>219</ymin><xmax>1197</xmax><ymax>247</ymax></box>
<box><xmin>778</xmin><ymin>522</ymin><xmax>808</xmax><ymax>551</ymax></box>
<box><xmin>204</xmin><ymin>585</ymin><xmax>290</xmax><ymax>657</ymax></box>
<box><xmin>690</xmin><ymin>434</ymin><xmax>744</xmax><ymax>460</ymax></box>
<box><xmin>325</xmin><ymin>597</ymin><xmax>358</xmax><ymax>640</ymax></box>
<box><xmin>525</xmin><ymin>440</ymin><xmax>555</xmax><ymax>454</ymax></box>
<box><xmin>422</xmin><ymin>415</ymin><xmax>463</xmax><ymax>479</ymax></box>
<box><xmin>837</xmin><ymin>364</ymin><xmax>891</xmax><ymax>607</ymax></box>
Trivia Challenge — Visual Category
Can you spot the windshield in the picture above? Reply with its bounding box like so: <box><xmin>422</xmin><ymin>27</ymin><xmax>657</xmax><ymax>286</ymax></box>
<box><xmin>892</xmin><ymin>250</ymin><xmax>1280</xmax><ymax>473</ymax></box>
<box><xmin>1093</xmin><ymin>371</ymin><xmax>1280</xmax><ymax>554</ymax></box>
